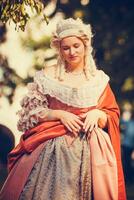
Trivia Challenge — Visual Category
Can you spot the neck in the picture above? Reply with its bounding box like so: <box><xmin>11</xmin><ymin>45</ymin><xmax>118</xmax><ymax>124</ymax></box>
<box><xmin>66</xmin><ymin>63</ymin><xmax>84</xmax><ymax>73</ymax></box>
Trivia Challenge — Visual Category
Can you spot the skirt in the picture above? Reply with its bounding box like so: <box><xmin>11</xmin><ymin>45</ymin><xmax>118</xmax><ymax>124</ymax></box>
<box><xmin>19</xmin><ymin>133</ymin><xmax>92</xmax><ymax>200</ymax></box>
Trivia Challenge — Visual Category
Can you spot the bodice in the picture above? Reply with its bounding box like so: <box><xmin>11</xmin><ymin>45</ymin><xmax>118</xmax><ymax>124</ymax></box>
<box><xmin>33</xmin><ymin>69</ymin><xmax>109</xmax><ymax>108</ymax></box>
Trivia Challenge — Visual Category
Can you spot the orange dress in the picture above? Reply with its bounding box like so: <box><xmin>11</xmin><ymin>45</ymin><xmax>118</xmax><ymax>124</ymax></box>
<box><xmin>0</xmin><ymin>70</ymin><xmax>126</xmax><ymax>200</ymax></box>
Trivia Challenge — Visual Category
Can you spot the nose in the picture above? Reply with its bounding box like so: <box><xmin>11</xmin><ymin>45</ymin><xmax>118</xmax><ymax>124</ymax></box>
<box><xmin>69</xmin><ymin>47</ymin><xmax>75</xmax><ymax>55</ymax></box>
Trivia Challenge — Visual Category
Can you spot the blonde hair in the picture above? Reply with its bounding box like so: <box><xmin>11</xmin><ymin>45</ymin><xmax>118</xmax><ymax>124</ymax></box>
<box><xmin>50</xmin><ymin>18</ymin><xmax>97</xmax><ymax>81</ymax></box>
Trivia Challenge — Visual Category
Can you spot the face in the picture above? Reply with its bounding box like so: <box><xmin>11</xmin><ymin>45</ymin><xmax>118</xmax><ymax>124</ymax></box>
<box><xmin>60</xmin><ymin>36</ymin><xmax>85</xmax><ymax>68</ymax></box>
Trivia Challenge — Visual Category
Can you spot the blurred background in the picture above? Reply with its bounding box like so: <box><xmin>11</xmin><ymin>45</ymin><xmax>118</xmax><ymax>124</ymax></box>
<box><xmin>0</xmin><ymin>0</ymin><xmax>134</xmax><ymax>198</ymax></box>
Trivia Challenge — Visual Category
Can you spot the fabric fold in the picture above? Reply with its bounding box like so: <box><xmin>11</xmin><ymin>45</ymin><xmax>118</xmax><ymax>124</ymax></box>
<box><xmin>0</xmin><ymin>84</ymin><xmax>126</xmax><ymax>200</ymax></box>
<box><xmin>89</xmin><ymin>128</ymin><xmax>118</xmax><ymax>200</ymax></box>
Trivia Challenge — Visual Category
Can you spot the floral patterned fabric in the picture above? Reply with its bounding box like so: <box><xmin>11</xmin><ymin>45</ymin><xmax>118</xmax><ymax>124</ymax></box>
<box><xmin>17</xmin><ymin>69</ymin><xmax>109</xmax><ymax>132</ymax></box>
<box><xmin>16</xmin><ymin>69</ymin><xmax>110</xmax><ymax>200</ymax></box>
<box><xmin>19</xmin><ymin>134</ymin><xmax>92</xmax><ymax>200</ymax></box>
<box><xmin>17</xmin><ymin>81</ymin><xmax>49</xmax><ymax>132</ymax></box>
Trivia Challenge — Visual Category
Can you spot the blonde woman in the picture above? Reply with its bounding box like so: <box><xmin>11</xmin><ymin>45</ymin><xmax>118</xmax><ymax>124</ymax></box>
<box><xmin>0</xmin><ymin>18</ymin><xmax>126</xmax><ymax>200</ymax></box>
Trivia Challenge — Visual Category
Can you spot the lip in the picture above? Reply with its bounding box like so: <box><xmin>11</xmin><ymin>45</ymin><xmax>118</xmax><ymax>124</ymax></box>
<box><xmin>69</xmin><ymin>56</ymin><xmax>78</xmax><ymax>59</ymax></box>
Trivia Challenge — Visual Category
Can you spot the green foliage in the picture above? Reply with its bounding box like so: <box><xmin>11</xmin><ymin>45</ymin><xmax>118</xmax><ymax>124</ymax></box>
<box><xmin>0</xmin><ymin>54</ymin><xmax>23</xmax><ymax>103</ymax></box>
<box><xmin>21</xmin><ymin>35</ymin><xmax>51</xmax><ymax>50</ymax></box>
<box><xmin>0</xmin><ymin>0</ymin><xmax>134</xmax><ymax>105</ymax></box>
<box><xmin>0</xmin><ymin>0</ymin><xmax>48</xmax><ymax>31</ymax></box>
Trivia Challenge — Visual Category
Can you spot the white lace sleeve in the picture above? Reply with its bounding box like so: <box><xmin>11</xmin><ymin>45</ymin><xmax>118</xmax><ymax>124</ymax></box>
<box><xmin>17</xmin><ymin>75</ymin><xmax>49</xmax><ymax>132</ymax></box>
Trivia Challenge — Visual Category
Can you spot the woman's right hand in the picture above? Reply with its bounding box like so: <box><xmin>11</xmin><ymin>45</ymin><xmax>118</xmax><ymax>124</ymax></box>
<box><xmin>55</xmin><ymin>110</ymin><xmax>84</xmax><ymax>136</ymax></box>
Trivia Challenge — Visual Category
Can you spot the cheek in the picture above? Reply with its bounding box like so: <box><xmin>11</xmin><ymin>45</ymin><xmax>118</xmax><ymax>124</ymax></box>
<box><xmin>79</xmin><ymin>46</ymin><xmax>85</xmax><ymax>55</ymax></box>
<box><xmin>61</xmin><ymin>50</ymin><xmax>69</xmax><ymax>59</ymax></box>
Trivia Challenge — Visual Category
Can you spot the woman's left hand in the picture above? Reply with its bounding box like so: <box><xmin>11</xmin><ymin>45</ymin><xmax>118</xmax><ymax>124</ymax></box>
<box><xmin>80</xmin><ymin>109</ymin><xmax>101</xmax><ymax>133</ymax></box>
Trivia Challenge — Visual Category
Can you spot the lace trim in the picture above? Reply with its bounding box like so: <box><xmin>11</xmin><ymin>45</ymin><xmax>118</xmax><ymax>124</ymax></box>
<box><xmin>17</xmin><ymin>81</ymin><xmax>49</xmax><ymax>132</ymax></box>
<box><xmin>17</xmin><ymin>69</ymin><xmax>109</xmax><ymax>132</ymax></box>
<box><xmin>34</xmin><ymin>69</ymin><xmax>109</xmax><ymax>108</ymax></box>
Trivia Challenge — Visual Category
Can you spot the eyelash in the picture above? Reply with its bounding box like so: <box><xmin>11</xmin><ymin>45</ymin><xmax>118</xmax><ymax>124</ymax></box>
<box><xmin>63</xmin><ymin>45</ymin><xmax>79</xmax><ymax>50</ymax></box>
<box><xmin>74</xmin><ymin>45</ymin><xmax>79</xmax><ymax>48</ymax></box>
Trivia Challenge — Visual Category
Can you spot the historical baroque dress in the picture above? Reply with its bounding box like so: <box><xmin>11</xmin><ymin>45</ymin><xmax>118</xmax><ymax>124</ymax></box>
<box><xmin>0</xmin><ymin>70</ymin><xmax>126</xmax><ymax>200</ymax></box>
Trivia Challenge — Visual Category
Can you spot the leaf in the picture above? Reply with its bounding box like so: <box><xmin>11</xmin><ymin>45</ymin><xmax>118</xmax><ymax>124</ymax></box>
<box><xmin>0</xmin><ymin>0</ymin><xmax>46</xmax><ymax>31</ymax></box>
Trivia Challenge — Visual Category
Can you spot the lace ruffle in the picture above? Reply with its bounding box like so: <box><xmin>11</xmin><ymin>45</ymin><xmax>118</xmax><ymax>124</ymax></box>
<box><xmin>35</xmin><ymin>69</ymin><xmax>109</xmax><ymax>108</ymax></box>
<box><xmin>17</xmin><ymin>81</ymin><xmax>49</xmax><ymax>132</ymax></box>
<box><xmin>17</xmin><ymin>69</ymin><xmax>109</xmax><ymax>132</ymax></box>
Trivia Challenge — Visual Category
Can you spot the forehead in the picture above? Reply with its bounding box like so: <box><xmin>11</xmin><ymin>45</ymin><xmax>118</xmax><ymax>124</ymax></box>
<box><xmin>61</xmin><ymin>36</ymin><xmax>83</xmax><ymax>45</ymax></box>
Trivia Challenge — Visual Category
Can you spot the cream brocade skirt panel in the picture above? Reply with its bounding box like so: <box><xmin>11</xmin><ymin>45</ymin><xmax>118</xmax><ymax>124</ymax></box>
<box><xmin>19</xmin><ymin>133</ymin><xmax>92</xmax><ymax>200</ymax></box>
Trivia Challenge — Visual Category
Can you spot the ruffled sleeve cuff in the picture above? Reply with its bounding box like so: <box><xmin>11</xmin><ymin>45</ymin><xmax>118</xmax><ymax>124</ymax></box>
<box><xmin>17</xmin><ymin>75</ymin><xmax>49</xmax><ymax>132</ymax></box>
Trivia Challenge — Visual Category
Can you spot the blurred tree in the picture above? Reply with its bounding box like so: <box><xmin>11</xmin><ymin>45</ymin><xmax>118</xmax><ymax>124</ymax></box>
<box><xmin>0</xmin><ymin>21</ymin><xmax>6</xmax><ymax>42</ymax></box>
<box><xmin>0</xmin><ymin>0</ymin><xmax>134</xmax><ymax>105</ymax></box>
<box><xmin>0</xmin><ymin>54</ymin><xmax>23</xmax><ymax>103</ymax></box>
<box><xmin>54</xmin><ymin>0</ymin><xmax>134</xmax><ymax>103</ymax></box>
<box><xmin>86</xmin><ymin>0</ymin><xmax>134</xmax><ymax>103</ymax></box>
<box><xmin>0</xmin><ymin>0</ymin><xmax>50</xmax><ymax>31</ymax></box>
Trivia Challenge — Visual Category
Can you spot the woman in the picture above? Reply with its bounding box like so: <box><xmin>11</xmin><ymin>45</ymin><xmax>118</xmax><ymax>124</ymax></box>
<box><xmin>0</xmin><ymin>18</ymin><xmax>126</xmax><ymax>200</ymax></box>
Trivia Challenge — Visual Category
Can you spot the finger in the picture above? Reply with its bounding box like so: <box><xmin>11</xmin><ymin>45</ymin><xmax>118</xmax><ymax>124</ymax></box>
<box><xmin>73</xmin><ymin>114</ymin><xmax>81</xmax><ymax>119</ymax></box>
<box><xmin>74</xmin><ymin>118</ymin><xmax>84</xmax><ymax>126</ymax></box>
<box><xmin>94</xmin><ymin>122</ymin><xmax>98</xmax><ymax>129</ymax></box>
<box><xmin>87</xmin><ymin>132</ymin><xmax>91</xmax><ymax>140</ymax></box>
<box><xmin>72</xmin><ymin>131</ymin><xmax>78</xmax><ymax>137</ymax></box>
<box><xmin>89</xmin><ymin>124</ymin><xmax>95</xmax><ymax>132</ymax></box>
<box><xmin>83</xmin><ymin>118</ymin><xmax>90</xmax><ymax>131</ymax></box>
<box><xmin>79</xmin><ymin>113</ymin><xmax>87</xmax><ymax>118</ymax></box>
<box><xmin>68</xmin><ymin>122</ymin><xmax>79</xmax><ymax>132</ymax></box>
<box><xmin>83</xmin><ymin>120</ymin><xmax>91</xmax><ymax>132</ymax></box>
<box><xmin>86</xmin><ymin>129</ymin><xmax>90</xmax><ymax>137</ymax></box>
<box><xmin>71</xmin><ymin>121</ymin><xmax>81</xmax><ymax>131</ymax></box>
<box><xmin>65</xmin><ymin>123</ymin><xmax>73</xmax><ymax>132</ymax></box>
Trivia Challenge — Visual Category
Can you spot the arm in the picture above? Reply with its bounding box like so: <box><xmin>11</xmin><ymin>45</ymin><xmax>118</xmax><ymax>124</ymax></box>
<box><xmin>37</xmin><ymin>109</ymin><xmax>63</xmax><ymax>122</ymax></box>
<box><xmin>17</xmin><ymin>81</ymin><xmax>49</xmax><ymax>132</ymax></box>
<box><xmin>17</xmin><ymin>70</ymin><xmax>53</xmax><ymax>132</ymax></box>
<box><xmin>38</xmin><ymin>109</ymin><xmax>83</xmax><ymax>134</ymax></box>
<box><xmin>17</xmin><ymin>73</ymin><xmax>83</xmax><ymax>133</ymax></box>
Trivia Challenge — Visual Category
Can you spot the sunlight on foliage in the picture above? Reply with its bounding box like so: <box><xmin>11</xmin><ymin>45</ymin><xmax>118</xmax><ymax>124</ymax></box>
<box><xmin>122</xmin><ymin>77</ymin><xmax>134</xmax><ymax>92</ymax></box>
<box><xmin>0</xmin><ymin>0</ymin><xmax>49</xmax><ymax>31</ymax></box>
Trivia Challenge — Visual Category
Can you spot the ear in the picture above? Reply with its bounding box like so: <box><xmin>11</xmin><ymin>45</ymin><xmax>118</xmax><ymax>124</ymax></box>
<box><xmin>50</xmin><ymin>34</ymin><xmax>60</xmax><ymax>50</ymax></box>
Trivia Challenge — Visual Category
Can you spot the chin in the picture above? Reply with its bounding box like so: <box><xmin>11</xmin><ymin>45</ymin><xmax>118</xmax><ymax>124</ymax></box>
<box><xmin>69</xmin><ymin>59</ymin><xmax>80</xmax><ymax>64</ymax></box>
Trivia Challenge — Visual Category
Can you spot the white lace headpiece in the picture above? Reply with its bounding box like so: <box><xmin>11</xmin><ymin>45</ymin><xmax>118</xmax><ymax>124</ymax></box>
<box><xmin>51</xmin><ymin>18</ymin><xmax>92</xmax><ymax>49</ymax></box>
<box><xmin>50</xmin><ymin>18</ymin><xmax>97</xmax><ymax>81</ymax></box>
<box><xmin>57</xmin><ymin>18</ymin><xmax>92</xmax><ymax>39</ymax></box>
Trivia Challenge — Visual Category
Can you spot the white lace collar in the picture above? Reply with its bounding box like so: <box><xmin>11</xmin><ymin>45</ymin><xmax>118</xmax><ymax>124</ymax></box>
<box><xmin>34</xmin><ymin>70</ymin><xmax>109</xmax><ymax>108</ymax></box>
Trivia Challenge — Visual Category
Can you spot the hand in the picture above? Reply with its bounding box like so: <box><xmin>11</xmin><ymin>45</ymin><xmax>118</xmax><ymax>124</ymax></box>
<box><xmin>80</xmin><ymin>109</ymin><xmax>101</xmax><ymax>133</ymax></box>
<box><xmin>57</xmin><ymin>110</ymin><xmax>84</xmax><ymax>136</ymax></box>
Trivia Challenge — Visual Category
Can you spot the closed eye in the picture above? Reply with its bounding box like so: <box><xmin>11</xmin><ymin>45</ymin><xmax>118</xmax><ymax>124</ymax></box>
<box><xmin>74</xmin><ymin>43</ymin><xmax>80</xmax><ymax>48</ymax></box>
<box><xmin>62</xmin><ymin>46</ymin><xmax>69</xmax><ymax>50</ymax></box>
<box><xmin>61</xmin><ymin>43</ymin><xmax>80</xmax><ymax>50</ymax></box>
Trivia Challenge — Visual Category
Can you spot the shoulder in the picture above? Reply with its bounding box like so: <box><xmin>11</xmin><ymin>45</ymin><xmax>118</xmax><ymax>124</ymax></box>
<box><xmin>28</xmin><ymin>65</ymin><xmax>57</xmax><ymax>92</ymax></box>
<box><xmin>95</xmin><ymin>69</ymin><xmax>110</xmax><ymax>84</ymax></box>
<box><xmin>31</xmin><ymin>65</ymin><xmax>56</xmax><ymax>85</ymax></box>
<box><xmin>96</xmin><ymin>69</ymin><xmax>109</xmax><ymax>79</ymax></box>
<box><xmin>32</xmin><ymin>64</ymin><xmax>57</xmax><ymax>82</ymax></box>
<box><xmin>43</xmin><ymin>64</ymin><xmax>57</xmax><ymax>79</ymax></box>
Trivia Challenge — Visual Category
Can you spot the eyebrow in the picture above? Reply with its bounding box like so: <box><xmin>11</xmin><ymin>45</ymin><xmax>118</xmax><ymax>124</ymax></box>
<box><xmin>61</xmin><ymin>43</ymin><xmax>80</xmax><ymax>47</ymax></box>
